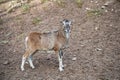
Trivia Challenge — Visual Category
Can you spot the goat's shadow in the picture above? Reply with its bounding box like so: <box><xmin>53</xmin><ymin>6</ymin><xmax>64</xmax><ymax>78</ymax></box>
<box><xmin>33</xmin><ymin>54</ymin><xmax>59</xmax><ymax>70</ymax></box>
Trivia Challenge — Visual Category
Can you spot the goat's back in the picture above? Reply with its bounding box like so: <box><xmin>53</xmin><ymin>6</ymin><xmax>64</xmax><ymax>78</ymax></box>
<box><xmin>26</xmin><ymin>32</ymin><xmax>57</xmax><ymax>51</ymax></box>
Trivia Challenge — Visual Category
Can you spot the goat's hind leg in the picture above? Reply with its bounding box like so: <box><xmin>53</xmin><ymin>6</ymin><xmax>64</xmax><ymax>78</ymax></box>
<box><xmin>21</xmin><ymin>50</ymin><xmax>29</xmax><ymax>71</ymax></box>
<box><xmin>21</xmin><ymin>49</ymin><xmax>36</xmax><ymax>71</ymax></box>
<box><xmin>28</xmin><ymin>55</ymin><xmax>35</xmax><ymax>69</ymax></box>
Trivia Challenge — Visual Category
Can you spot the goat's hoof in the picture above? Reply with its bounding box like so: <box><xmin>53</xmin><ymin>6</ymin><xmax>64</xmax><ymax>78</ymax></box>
<box><xmin>62</xmin><ymin>65</ymin><xmax>64</xmax><ymax>69</ymax></box>
<box><xmin>31</xmin><ymin>66</ymin><xmax>35</xmax><ymax>69</ymax></box>
<box><xmin>59</xmin><ymin>67</ymin><xmax>64</xmax><ymax>72</ymax></box>
<box><xmin>21</xmin><ymin>68</ymin><xmax>25</xmax><ymax>71</ymax></box>
<box><xmin>32</xmin><ymin>67</ymin><xmax>35</xmax><ymax>69</ymax></box>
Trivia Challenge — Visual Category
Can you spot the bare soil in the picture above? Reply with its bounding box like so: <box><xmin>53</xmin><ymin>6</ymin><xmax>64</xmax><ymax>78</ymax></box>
<box><xmin>0</xmin><ymin>0</ymin><xmax>120</xmax><ymax>80</ymax></box>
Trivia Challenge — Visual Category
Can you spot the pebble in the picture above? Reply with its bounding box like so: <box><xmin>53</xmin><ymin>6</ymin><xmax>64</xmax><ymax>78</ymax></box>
<box><xmin>95</xmin><ymin>27</ymin><xmax>99</xmax><ymax>30</ymax></box>
<box><xmin>96</xmin><ymin>4</ymin><xmax>99</xmax><ymax>6</ymax></box>
<box><xmin>104</xmin><ymin>2</ymin><xmax>109</xmax><ymax>6</ymax></box>
<box><xmin>101</xmin><ymin>6</ymin><xmax>106</xmax><ymax>9</ymax></box>
<box><xmin>104</xmin><ymin>0</ymin><xmax>114</xmax><ymax>6</ymax></box>
<box><xmin>24</xmin><ymin>72</ymin><xmax>28</xmax><ymax>78</ymax></box>
<box><xmin>64</xmin><ymin>64</ymin><xmax>67</xmax><ymax>67</ymax></box>
<box><xmin>96</xmin><ymin>48</ymin><xmax>102</xmax><ymax>51</ymax></box>
<box><xmin>95</xmin><ymin>1</ymin><xmax>98</xmax><ymax>4</ymax></box>
<box><xmin>105</xmin><ymin>10</ymin><xmax>108</xmax><ymax>13</ymax></box>
<box><xmin>3</xmin><ymin>61</ymin><xmax>9</xmax><ymax>65</ymax></box>
<box><xmin>90</xmin><ymin>0</ymin><xmax>93</xmax><ymax>3</ymax></box>
<box><xmin>73</xmin><ymin>55</ymin><xmax>76</xmax><ymax>57</ymax></box>
<box><xmin>72</xmin><ymin>57</ymin><xmax>77</xmax><ymax>61</ymax></box>
<box><xmin>80</xmin><ymin>45</ymin><xmax>84</xmax><ymax>47</ymax></box>
<box><xmin>85</xmin><ymin>7</ymin><xmax>91</xmax><ymax>11</ymax></box>
<box><xmin>110</xmin><ymin>24</ymin><xmax>113</xmax><ymax>27</ymax></box>
<box><xmin>111</xmin><ymin>9</ymin><xmax>114</xmax><ymax>12</ymax></box>
<box><xmin>25</xmin><ymin>61</ymin><xmax>28</xmax><ymax>64</ymax></box>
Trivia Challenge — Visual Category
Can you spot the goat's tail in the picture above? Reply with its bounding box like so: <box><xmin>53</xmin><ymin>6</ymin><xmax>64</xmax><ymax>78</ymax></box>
<box><xmin>25</xmin><ymin>36</ymin><xmax>28</xmax><ymax>49</ymax></box>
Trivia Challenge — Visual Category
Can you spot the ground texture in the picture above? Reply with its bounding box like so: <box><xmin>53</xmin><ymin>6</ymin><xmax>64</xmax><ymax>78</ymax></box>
<box><xmin>0</xmin><ymin>0</ymin><xmax>120</xmax><ymax>80</ymax></box>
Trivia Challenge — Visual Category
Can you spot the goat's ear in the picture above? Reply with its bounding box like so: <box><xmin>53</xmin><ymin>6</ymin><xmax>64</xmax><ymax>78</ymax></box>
<box><xmin>69</xmin><ymin>21</ymin><xmax>72</xmax><ymax>25</ymax></box>
<box><xmin>60</xmin><ymin>20</ymin><xmax>65</xmax><ymax>26</ymax></box>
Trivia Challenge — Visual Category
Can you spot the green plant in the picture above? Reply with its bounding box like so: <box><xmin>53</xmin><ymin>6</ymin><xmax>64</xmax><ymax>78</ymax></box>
<box><xmin>32</xmin><ymin>17</ymin><xmax>41</xmax><ymax>25</ymax></box>
<box><xmin>55</xmin><ymin>0</ymin><xmax>65</xmax><ymax>7</ymax></box>
<box><xmin>75</xmin><ymin>0</ymin><xmax>84</xmax><ymax>8</ymax></box>
<box><xmin>87</xmin><ymin>9</ymin><xmax>103</xmax><ymax>17</ymax></box>
<box><xmin>21</xmin><ymin>3</ymin><xmax>30</xmax><ymax>13</ymax></box>
<box><xmin>40</xmin><ymin>0</ymin><xmax>49</xmax><ymax>4</ymax></box>
<box><xmin>0</xmin><ymin>18</ymin><xmax>3</xmax><ymax>24</ymax></box>
<box><xmin>0</xmin><ymin>0</ymin><xmax>8</xmax><ymax>3</ymax></box>
<box><xmin>17</xmin><ymin>33</ymin><xmax>25</xmax><ymax>40</ymax></box>
<box><xmin>0</xmin><ymin>26</ymin><xmax>3</xmax><ymax>30</ymax></box>
<box><xmin>0</xmin><ymin>40</ymin><xmax>9</xmax><ymax>44</ymax></box>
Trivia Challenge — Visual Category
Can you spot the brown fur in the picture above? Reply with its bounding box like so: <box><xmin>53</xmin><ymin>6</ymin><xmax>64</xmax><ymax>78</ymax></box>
<box><xmin>23</xmin><ymin>28</ymin><xmax>68</xmax><ymax>58</ymax></box>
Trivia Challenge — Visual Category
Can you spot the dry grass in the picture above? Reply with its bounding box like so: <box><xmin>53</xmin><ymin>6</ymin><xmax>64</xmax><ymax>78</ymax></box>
<box><xmin>87</xmin><ymin>9</ymin><xmax>103</xmax><ymax>17</ymax></box>
<box><xmin>32</xmin><ymin>17</ymin><xmax>41</xmax><ymax>25</ymax></box>
<box><xmin>54</xmin><ymin>0</ymin><xmax>65</xmax><ymax>7</ymax></box>
<box><xmin>21</xmin><ymin>3</ymin><xmax>30</xmax><ymax>13</ymax></box>
<box><xmin>75</xmin><ymin>0</ymin><xmax>84</xmax><ymax>8</ymax></box>
<box><xmin>0</xmin><ymin>18</ymin><xmax>3</xmax><ymax>24</ymax></box>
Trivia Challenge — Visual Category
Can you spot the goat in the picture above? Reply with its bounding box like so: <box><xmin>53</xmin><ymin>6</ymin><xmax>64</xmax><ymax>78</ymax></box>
<box><xmin>21</xmin><ymin>19</ymin><xmax>71</xmax><ymax>71</ymax></box>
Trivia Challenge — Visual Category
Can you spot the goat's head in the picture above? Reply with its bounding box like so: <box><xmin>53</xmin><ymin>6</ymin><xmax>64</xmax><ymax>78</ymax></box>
<box><xmin>61</xmin><ymin>19</ymin><xmax>71</xmax><ymax>39</ymax></box>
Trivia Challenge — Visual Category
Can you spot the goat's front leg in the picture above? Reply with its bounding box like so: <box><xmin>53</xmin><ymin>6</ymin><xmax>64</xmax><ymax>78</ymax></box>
<box><xmin>58</xmin><ymin>49</ymin><xmax>64</xmax><ymax>71</ymax></box>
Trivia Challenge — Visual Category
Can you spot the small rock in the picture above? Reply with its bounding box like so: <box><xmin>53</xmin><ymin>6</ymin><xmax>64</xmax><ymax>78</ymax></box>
<box><xmin>73</xmin><ymin>55</ymin><xmax>76</xmax><ymax>57</ymax></box>
<box><xmin>64</xmin><ymin>64</ymin><xmax>67</xmax><ymax>67</ymax></box>
<box><xmin>104</xmin><ymin>2</ymin><xmax>109</xmax><ymax>6</ymax></box>
<box><xmin>90</xmin><ymin>0</ymin><xmax>93</xmax><ymax>3</ymax></box>
<box><xmin>72</xmin><ymin>57</ymin><xmax>77</xmax><ymax>61</ymax></box>
<box><xmin>35</xmin><ymin>60</ymin><xmax>39</xmax><ymax>64</ymax></box>
<box><xmin>95</xmin><ymin>1</ymin><xmax>98</xmax><ymax>4</ymax></box>
<box><xmin>24</xmin><ymin>72</ymin><xmax>28</xmax><ymax>78</ymax></box>
<box><xmin>95</xmin><ymin>27</ymin><xmax>99</xmax><ymax>30</ymax></box>
<box><xmin>25</xmin><ymin>61</ymin><xmax>28</xmax><ymax>64</ymax></box>
<box><xmin>80</xmin><ymin>45</ymin><xmax>84</xmax><ymax>47</ymax></box>
<box><xmin>105</xmin><ymin>10</ymin><xmax>108</xmax><ymax>12</ymax></box>
<box><xmin>86</xmin><ymin>7</ymin><xmax>91</xmax><ymax>11</ymax></box>
<box><xmin>96</xmin><ymin>48</ymin><xmax>102</xmax><ymax>51</ymax></box>
<box><xmin>96</xmin><ymin>4</ymin><xmax>99</xmax><ymax>6</ymax></box>
<box><xmin>110</xmin><ymin>24</ymin><xmax>113</xmax><ymax>27</ymax></box>
<box><xmin>111</xmin><ymin>9</ymin><xmax>114</xmax><ymax>12</ymax></box>
<box><xmin>101</xmin><ymin>6</ymin><xmax>106</xmax><ymax>9</ymax></box>
<box><xmin>3</xmin><ymin>61</ymin><xmax>9</xmax><ymax>65</ymax></box>
<box><xmin>104</xmin><ymin>0</ymin><xmax>114</xmax><ymax>6</ymax></box>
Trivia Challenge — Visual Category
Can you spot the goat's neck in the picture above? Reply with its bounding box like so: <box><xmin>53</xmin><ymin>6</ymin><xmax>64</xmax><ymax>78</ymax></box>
<box><xmin>58</xmin><ymin>29</ymin><xmax>69</xmax><ymax>45</ymax></box>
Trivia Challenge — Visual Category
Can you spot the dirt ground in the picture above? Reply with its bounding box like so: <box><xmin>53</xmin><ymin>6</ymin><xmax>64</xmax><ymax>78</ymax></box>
<box><xmin>0</xmin><ymin>0</ymin><xmax>120</xmax><ymax>80</ymax></box>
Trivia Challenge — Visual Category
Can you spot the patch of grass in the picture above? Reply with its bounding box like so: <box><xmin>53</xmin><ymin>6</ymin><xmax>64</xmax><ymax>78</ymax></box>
<box><xmin>54</xmin><ymin>0</ymin><xmax>65</xmax><ymax>7</ymax></box>
<box><xmin>0</xmin><ymin>18</ymin><xmax>3</xmax><ymax>24</ymax></box>
<box><xmin>17</xmin><ymin>33</ymin><xmax>25</xmax><ymax>40</ymax></box>
<box><xmin>21</xmin><ymin>3</ymin><xmax>30</xmax><ymax>13</ymax></box>
<box><xmin>40</xmin><ymin>0</ymin><xmax>49</xmax><ymax>4</ymax></box>
<box><xmin>0</xmin><ymin>40</ymin><xmax>9</xmax><ymax>44</ymax></box>
<box><xmin>32</xmin><ymin>17</ymin><xmax>41</xmax><ymax>25</ymax></box>
<box><xmin>75</xmin><ymin>0</ymin><xmax>84</xmax><ymax>8</ymax></box>
<box><xmin>16</xmin><ymin>17</ymin><xmax>22</xmax><ymax>20</ymax></box>
<box><xmin>0</xmin><ymin>0</ymin><xmax>9</xmax><ymax>4</ymax></box>
<box><xmin>6</xmin><ymin>32</ymin><xmax>12</xmax><ymax>37</ymax></box>
<box><xmin>0</xmin><ymin>26</ymin><xmax>4</xmax><ymax>30</ymax></box>
<box><xmin>99</xmin><ymin>78</ymin><xmax>109</xmax><ymax>80</ymax></box>
<box><xmin>0</xmin><ymin>0</ymin><xmax>4</xmax><ymax>3</ymax></box>
<box><xmin>87</xmin><ymin>9</ymin><xmax>103</xmax><ymax>17</ymax></box>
